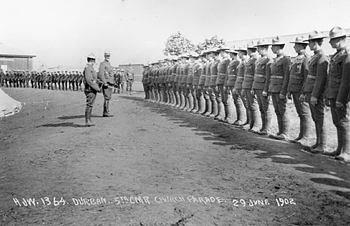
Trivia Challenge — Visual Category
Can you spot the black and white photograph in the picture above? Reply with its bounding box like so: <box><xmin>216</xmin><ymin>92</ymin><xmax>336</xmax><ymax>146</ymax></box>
<box><xmin>1</xmin><ymin>0</ymin><xmax>350</xmax><ymax>225</ymax></box>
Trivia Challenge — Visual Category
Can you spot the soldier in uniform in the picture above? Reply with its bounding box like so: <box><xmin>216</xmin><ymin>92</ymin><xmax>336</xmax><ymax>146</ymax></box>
<box><xmin>233</xmin><ymin>46</ymin><xmax>249</xmax><ymax>126</ymax></box>
<box><xmin>196</xmin><ymin>51</ymin><xmax>207</xmax><ymax>114</ymax></box>
<box><xmin>253</xmin><ymin>39</ymin><xmax>273</xmax><ymax>135</ymax></box>
<box><xmin>42</xmin><ymin>71</ymin><xmax>48</xmax><ymax>89</ymax></box>
<box><xmin>84</xmin><ymin>53</ymin><xmax>102</xmax><ymax>126</ymax></box>
<box><xmin>174</xmin><ymin>57</ymin><xmax>182</xmax><ymax>107</ymax></box>
<box><xmin>169</xmin><ymin>57</ymin><xmax>178</xmax><ymax>106</ymax></box>
<box><xmin>269</xmin><ymin>36</ymin><xmax>291</xmax><ymax>141</ymax></box>
<box><xmin>180</xmin><ymin>54</ymin><xmax>189</xmax><ymax>109</ymax></box>
<box><xmin>287</xmin><ymin>36</ymin><xmax>311</xmax><ymax>144</ymax></box>
<box><xmin>98</xmin><ymin>50</ymin><xmax>114</xmax><ymax>117</ymax></box>
<box><xmin>46</xmin><ymin>71</ymin><xmax>52</xmax><ymax>89</ymax></box>
<box><xmin>208</xmin><ymin>48</ymin><xmax>220</xmax><ymax>118</ymax></box>
<box><xmin>225</xmin><ymin>48</ymin><xmax>242</xmax><ymax>124</ymax></box>
<box><xmin>25</xmin><ymin>70</ymin><xmax>30</xmax><ymax>88</ymax></box>
<box><xmin>191</xmin><ymin>52</ymin><xmax>202</xmax><ymax>113</ymax></box>
<box><xmin>185</xmin><ymin>53</ymin><xmax>196</xmax><ymax>111</ymax></box>
<box><xmin>324</xmin><ymin>26</ymin><xmax>350</xmax><ymax>162</ymax></box>
<box><xmin>242</xmin><ymin>42</ymin><xmax>260</xmax><ymax>132</ymax></box>
<box><xmin>300</xmin><ymin>31</ymin><xmax>328</xmax><ymax>152</ymax></box>
<box><xmin>216</xmin><ymin>46</ymin><xmax>231</xmax><ymax>121</ymax></box>
<box><xmin>142</xmin><ymin>64</ymin><xmax>149</xmax><ymax>99</ymax></box>
<box><xmin>126</xmin><ymin>64</ymin><xmax>135</xmax><ymax>95</ymax></box>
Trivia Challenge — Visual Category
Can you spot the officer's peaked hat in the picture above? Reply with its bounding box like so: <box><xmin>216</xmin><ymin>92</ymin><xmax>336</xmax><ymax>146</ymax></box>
<box><xmin>304</xmin><ymin>31</ymin><xmax>327</xmax><ymax>41</ymax></box>
<box><xmin>329</xmin><ymin>26</ymin><xmax>349</xmax><ymax>40</ymax></box>
<box><xmin>290</xmin><ymin>36</ymin><xmax>309</xmax><ymax>44</ymax></box>
<box><xmin>271</xmin><ymin>36</ymin><xmax>285</xmax><ymax>45</ymax></box>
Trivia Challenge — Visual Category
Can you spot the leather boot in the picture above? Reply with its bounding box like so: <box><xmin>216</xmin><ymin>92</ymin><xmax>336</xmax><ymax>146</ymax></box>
<box><xmin>225</xmin><ymin>95</ymin><xmax>235</xmax><ymax>124</ymax></box>
<box><xmin>249</xmin><ymin>109</ymin><xmax>260</xmax><ymax>133</ymax></box>
<box><xmin>191</xmin><ymin>93</ymin><xmax>199</xmax><ymax>113</ymax></box>
<box><xmin>85</xmin><ymin>107</ymin><xmax>95</xmax><ymax>127</ymax></box>
<box><xmin>276</xmin><ymin>114</ymin><xmax>290</xmax><ymax>141</ymax></box>
<box><xmin>310</xmin><ymin>121</ymin><xmax>327</xmax><ymax>153</ymax></box>
<box><xmin>242</xmin><ymin>109</ymin><xmax>251</xmax><ymax>130</ymax></box>
<box><xmin>186</xmin><ymin>93</ymin><xmax>194</xmax><ymax>112</ymax></box>
<box><xmin>103</xmin><ymin>100</ymin><xmax>113</xmax><ymax>117</ymax></box>
<box><xmin>179</xmin><ymin>92</ymin><xmax>185</xmax><ymax>109</ymax></box>
<box><xmin>197</xmin><ymin>93</ymin><xmax>205</xmax><ymax>114</ymax></box>
<box><xmin>209</xmin><ymin>95</ymin><xmax>218</xmax><ymax>118</ymax></box>
<box><xmin>335</xmin><ymin>120</ymin><xmax>350</xmax><ymax>162</ymax></box>
<box><xmin>260</xmin><ymin>111</ymin><xmax>272</xmax><ymax>135</ymax></box>
<box><xmin>233</xmin><ymin>100</ymin><xmax>245</xmax><ymax>126</ymax></box>
<box><xmin>174</xmin><ymin>92</ymin><xmax>180</xmax><ymax>107</ymax></box>
<box><xmin>215</xmin><ymin>98</ymin><xmax>226</xmax><ymax>121</ymax></box>
<box><xmin>182</xmin><ymin>93</ymin><xmax>189</xmax><ymax>110</ymax></box>
<box><xmin>325</xmin><ymin>128</ymin><xmax>342</xmax><ymax>156</ymax></box>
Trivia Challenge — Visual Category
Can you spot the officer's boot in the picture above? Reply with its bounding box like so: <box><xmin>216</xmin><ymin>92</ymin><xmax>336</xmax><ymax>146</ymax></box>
<box><xmin>225</xmin><ymin>95</ymin><xmax>235</xmax><ymax>124</ymax></box>
<box><xmin>215</xmin><ymin>98</ymin><xmax>226</xmax><ymax>121</ymax></box>
<box><xmin>85</xmin><ymin>107</ymin><xmax>95</xmax><ymax>127</ymax></box>
<box><xmin>174</xmin><ymin>91</ymin><xmax>180</xmax><ymax>107</ymax></box>
<box><xmin>270</xmin><ymin>115</ymin><xmax>282</xmax><ymax>138</ymax></box>
<box><xmin>191</xmin><ymin>93</ymin><xmax>199</xmax><ymax>113</ymax></box>
<box><xmin>296</xmin><ymin>117</ymin><xmax>311</xmax><ymax>146</ymax></box>
<box><xmin>335</xmin><ymin>122</ymin><xmax>350</xmax><ymax>162</ymax></box>
<box><xmin>198</xmin><ymin>93</ymin><xmax>205</xmax><ymax>114</ymax></box>
<box><xmin>209</xmin><ymin>95</ymin><xmax>218</xmax><ymax>118</ymax></box>
<box><xmin>325</xmin><ymin>128</ymin><xmax>343</xmax><ymax>156</ymax></box>
<box><xmin>103</xmin><ymin>100</ymin><xmax>113</xmax><ymax>117</ymax></box>
<box><xmin>233</xmin><ymin>99</ymin><xmax>245</xmax><ymax>126</ymax></box>
<box><xmin>179</xmin><ymin>92</ymin><xmax>185</xmax><ymax>109</ymax></box>
<box><xmin>186</xmin><ymin>93</ymin><xmax>193</xmax><ymax>111</ymax></box>
<box><xmin>242</xmin><ymin>109</ymin><xmax>251</xmax><ymax>130</ymax></box>
<box><xmin>261</xmin><ymin>111</ymin><xmax>272</xmax><ymax>135</ymax></box>
<box><xmin>173</xmin><ymin>91</ymin><xmax>178</xmax><ymax>107</ymax></box>
<box><xmin>310</xmin><ymin>121</ymin><xmax>327</xmax><ymax>153</ymax></box>
<box><xmin>276</xmin><ymin>113</ymin><xmax>290</xmax><ymax>141</ymax></box>
<box><xmin>249</xmin><ymin>109</ymin><xmax>260</xmax><ymax>133</ymax></box>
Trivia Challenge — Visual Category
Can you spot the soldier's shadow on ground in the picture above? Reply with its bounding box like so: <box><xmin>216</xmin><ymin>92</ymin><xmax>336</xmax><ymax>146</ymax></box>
<box><xmin>37</xmin><ymin>122</ymin><xmax>86</xmax><ymax>128</ymax></box>
<box><xmin>125</xmin><ymin>95</ymin><xmax>350</xmax><ymax>201</ymax></box>
<box><xmin>58</xmin><ymin>115</ymin><xmax>103</xmax><ymax>120</ymax></box>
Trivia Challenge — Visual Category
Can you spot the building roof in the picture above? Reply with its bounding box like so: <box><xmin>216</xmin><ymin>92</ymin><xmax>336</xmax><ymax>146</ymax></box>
<box><xmin>0</xmin><ymin>42</ymin><xmax>36</xmax><ymax>58</ymax></box>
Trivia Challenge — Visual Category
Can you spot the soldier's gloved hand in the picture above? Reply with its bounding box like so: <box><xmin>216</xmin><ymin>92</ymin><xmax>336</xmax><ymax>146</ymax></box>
<box><xmin>336</xmin><ymin>101</ymin><xmax>345</xmax><ymax>109</ymax></box>
<box><xmin>262</xmin><ymin>91</ymin><xmax>268</xmax><ymax>97</ymax></box>
<box><xmin>310</xmin><ymin>96</ymin><xmax>318</xmax><ymax>106</ymax></box>
<box><xmin>299</xmin><ymin>94</ymin><xmax>305</xmax><ymax>102</ymax></box>
<box><xmin>325</xmin><ymin>99</ymin><xmax>330</xmax><ymax>107</ymax></box>
<box><xmin>279</xmin><ymin>94</ymin><xmax>286</xmax><ymax>99</ymax></box>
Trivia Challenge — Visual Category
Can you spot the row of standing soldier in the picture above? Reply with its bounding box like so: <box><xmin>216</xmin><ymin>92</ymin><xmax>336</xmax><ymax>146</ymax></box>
<box><xmin>0</xmin><ymin>70</ymin><xmax>84</xmax><ymax>91</ymax></box>
<box><xmin>141</xmin><ymin>26</ymin><xmax>350</xmax><ymax>163</ymax></box>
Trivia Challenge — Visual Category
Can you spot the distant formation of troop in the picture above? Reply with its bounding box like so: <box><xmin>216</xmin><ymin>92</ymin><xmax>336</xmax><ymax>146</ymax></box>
<box><xmin>141</xmin><ymin>26</ymin><xmax>350</xmax><ymax>163</ymax></box>
<box><xmin>0</xmin><ymin>70</ymin><xmax>84</xmax><ymax>91</ymax></box>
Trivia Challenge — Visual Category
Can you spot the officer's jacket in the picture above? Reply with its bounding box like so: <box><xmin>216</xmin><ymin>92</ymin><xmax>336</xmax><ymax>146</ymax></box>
<box><xmin>198</xmin><ymin>61</ymin><xmax>206</xmax><ymax>86</ymax></box>
<box><xmin>192</xmin><ymin>62</ymin><xmax>201</xmax><ymax>86</ymax></box>
<box><xmin>187</xmin><ymin>62</ymin><xmax>194</xmax><ymax>84</ymax></box>
<box><xmin>98</xmin><ymin>60</ymin><xmax>113</xmax><ymax>84</ymax></box>
<box><xmin>287</xmin><ymin>53</ymin><xmax>310</xmax><ymax>93</ymax></box>
<box><xmin>170</xmin><ymin>64</ymin><xmax>176</xmax><ymax>82</ymax></box>
<box><xmin>327</xmin><ymin>48</ymin><xmax>350</xmax><ymax>103</ymax></box>
<box><xmin>234</xmin><ymin>59</ymin><xmax>247</xmax><ymax>90</ymax></box>
<box><xmin>84</xmin><ymin>64</ymin><xmax>100</xmax><ymax>91</ymax></box>
<box><xmin>216</xmin><ymin>58</ymin><xmax>230</xmax><ymax>86</ymax></box>
<box><xmin>181</xmin><ymin>63</ymin><xmax>189</xmax><ymax>84</ymax></box>
<box><xmin>204</xmin><ymin>61</ymin><xmax>212</xmax><ymax>87</ymax></box>
<box><xmin>243</xmin><ymin>54</ymin><xmax>259</xmax><ymax>89</ymax></box>
<box><xmin>301</xmin><ymin>49</ymin><xmax>328</xmax><ymax>97</ymax></box>
<box><xmin>226</xmin><ymin>59</ymin><xmax>240</xmax><ymax>87</ymax></box>
<box><xmin>175</xmin><ymin>63</ymin><xmax>181</xmax><ymax>83</ymax></box>
<box><xmin>252</xmin><ymin>55</ymin><xmax>273</xmax><ymax>91</ymax></box>
<box><xmin>209</xmin><ymin>60</ymin><xmax>219</xmax><ymax>86</ymax></box>
<box><xmin>269</xmin><ymin>54</ymin><xmax>291</xmax><ymax>95</ymax></box>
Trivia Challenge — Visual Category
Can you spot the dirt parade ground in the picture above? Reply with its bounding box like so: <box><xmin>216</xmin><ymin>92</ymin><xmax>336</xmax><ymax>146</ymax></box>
<box><xmin>1</xmin><ymin>87</ymin><xmax>350</xmax><ymax>226</ymax></box>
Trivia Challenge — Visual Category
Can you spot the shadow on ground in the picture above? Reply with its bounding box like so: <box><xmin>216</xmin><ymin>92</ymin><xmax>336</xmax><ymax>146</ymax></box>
<box><xmin>37</xmin><ymin>122</ymin><xmax>86</xmax><ymax>128</ymax></box>
<box><xmin>120</xmin><ymin>96</ymin><xmax>350</xmax><ymax>200</ymax></box>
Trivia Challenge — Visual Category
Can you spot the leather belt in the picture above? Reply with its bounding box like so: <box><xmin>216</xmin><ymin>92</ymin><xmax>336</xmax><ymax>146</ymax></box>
<box><xmin>307</xmin><ymin>74</ymin><xmax>316</xmax><ymax>79</ymax></box>
<box><xmin>271</xmin><ymin>75</ymin><xmax>283</xmax><ymax>79</ymax></box>
<box><xmin>219</xmin><ymin>73</ymin><xmax>226</xmax><ymax>76</ymax></box>
<box><xmin>330</xmin><ymin>77</ymin><xmax>342</xmax><ymax>83</ymax></box>
<box><xmin>254</xmin><ymin>74</ymin><xmax>265</xmax><ymax>78</ymax></box>
<box><xmin>228</xmin><ymin>74</ymin><xmax>237</xmax><ymax>77</ymax></box>
<box><xmin>245</xmin><ymin>74</ymin><xmax>254</xmax><ymax>78</ymax></box>
<box><xmin>237</xmin><ymin>76</ymin><xmax>244</xmax><ymax>79</ymax></box>
<box><xmin>291</xmin><ymin>74</ymin><xmax>303</xmax><ymax>79</ymax></box>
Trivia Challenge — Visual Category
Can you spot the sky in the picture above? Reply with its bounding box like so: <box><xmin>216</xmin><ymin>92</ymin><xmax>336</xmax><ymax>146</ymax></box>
<box><xmin>0</xmin><ymin>0</ymin><xmax>350</xmax><ymax>70</ymax></box>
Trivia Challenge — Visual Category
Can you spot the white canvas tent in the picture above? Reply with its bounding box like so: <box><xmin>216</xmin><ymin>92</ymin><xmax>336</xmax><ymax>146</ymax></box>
<box><xmin>0</xmin><ymin>88</ymin><xmax>22</xmax><ymax>118</ymax></box>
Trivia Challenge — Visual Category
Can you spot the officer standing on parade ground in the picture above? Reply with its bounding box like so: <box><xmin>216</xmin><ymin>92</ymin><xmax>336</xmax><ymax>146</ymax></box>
<box><xmin>83</xmin><ymin>53</ymin><xmax>102</xmax><ymax>127</ymax></box>
<box><xmin>301</xmin><ymin>31</ymin><xmax>328</xmax><ymax>153</ymax></box>
<box><xmin>98</xmin><ymin>50</ymin><xmax>114</xmax><ymax>117</ymax></box>
<box><xmin>287</xmin><ymin>36</ymin><xmax>311</xmax><ymax>145</ymax></box>
<box><xmin>324</xmin><ymin>26</ymin><xmax>350</xmax><ymax>162</ymax></box>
